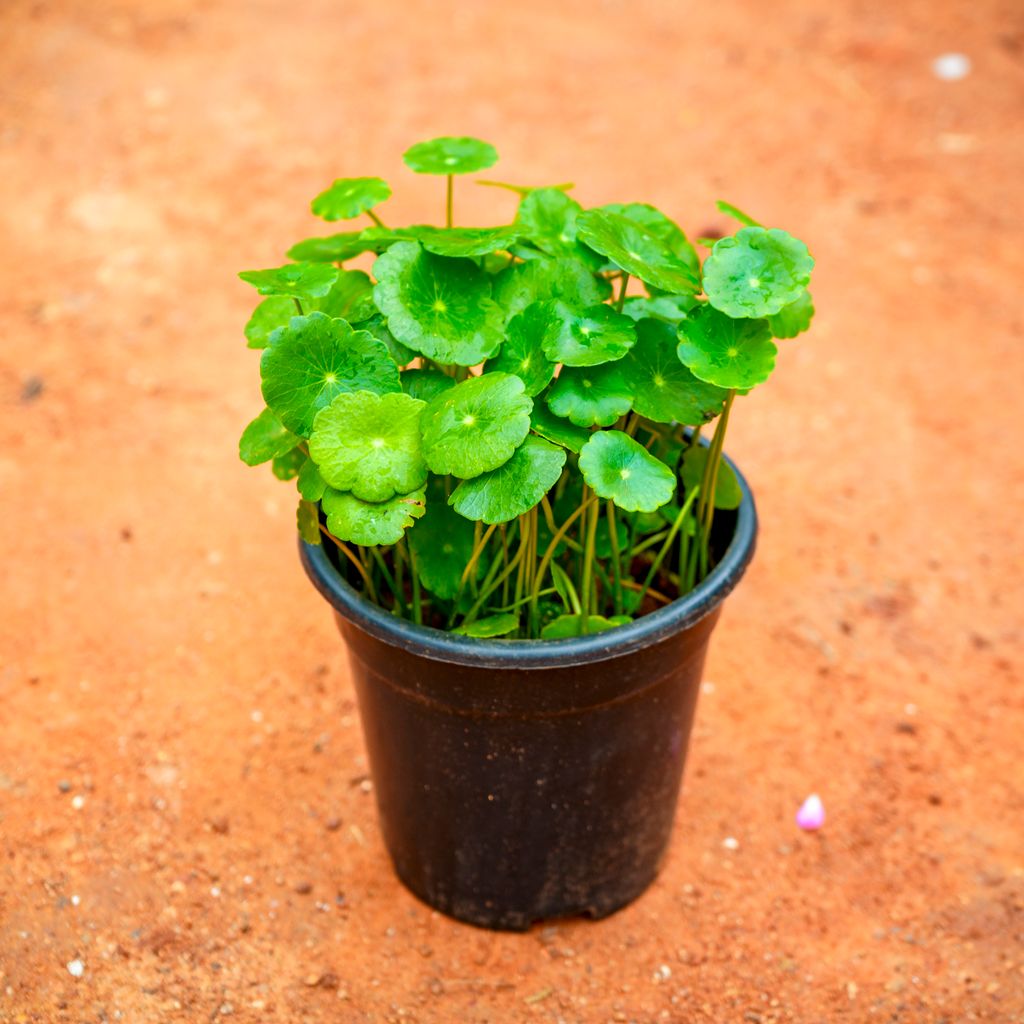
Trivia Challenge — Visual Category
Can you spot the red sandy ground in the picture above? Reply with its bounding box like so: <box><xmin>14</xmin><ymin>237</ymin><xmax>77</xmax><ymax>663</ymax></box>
<box><xmin>1</xmin><ymin>1</ymin><xmax>1022</xmax><ymax>1020</ymax></box>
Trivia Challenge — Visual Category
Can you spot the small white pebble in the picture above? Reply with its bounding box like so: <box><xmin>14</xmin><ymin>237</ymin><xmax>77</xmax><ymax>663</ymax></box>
<box><xmin>653</xmin><ymin>964</ymin><xmax>672</xmax><ymax>982</ymax></box>
<box><xmin>243</xmin><ymin>875</ymin><xmax>253</xmax><ymax>885</ymax></box>
<box><xmin>71</xmin><ymin>795</ymin><xmax>85</xmax><ymax>810</ymax></box>
<box><xmin>722</xmin><ymin>836</ymin><xmax>740</xmax><ymax>851</ymax></box>
<box><xmin>250</xmin><ymin>710</ymin><xmax>263</xmax><ymax>723</ymax></box>
<box><xmin>701</xmin><ymin>681</ymin><xmax>716</xmax><ymax>694</ymax></box>
<box><xmin>904</xmin><ymin>702</ymin><xmax>918</xmax><ymax>716</ymax></box>
<box><xmin>70</xmin><ymin>894</ymin><xmax>80</xmax><ymax>907</ymax></box>
<box><xmin>932</xmin><ymin>53</ymin><xmax>971</xmax><ymax>81</ymax></box>
<box><xmin>210</xmin><ymin>886</ymin><xmax>221</xmax><ymax>898</ymax></box>
<box><xmin>67</xmin><ymin>959</ymin><xmax>84</xmax><ymax>978</ymax></box>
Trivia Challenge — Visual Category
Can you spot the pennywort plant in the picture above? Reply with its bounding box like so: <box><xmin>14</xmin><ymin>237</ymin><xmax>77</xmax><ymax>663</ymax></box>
<box><xmin>239</xmin><ymin>137</ymin><xmax>815</xmax><ymax>639</ymax></box>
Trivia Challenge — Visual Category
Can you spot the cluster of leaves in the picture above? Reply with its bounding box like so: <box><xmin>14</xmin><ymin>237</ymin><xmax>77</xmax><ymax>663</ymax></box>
<box><xmin>239</xmin><ymin>137</ymin><xmax>814</xmax><ymax>639</ymax></box>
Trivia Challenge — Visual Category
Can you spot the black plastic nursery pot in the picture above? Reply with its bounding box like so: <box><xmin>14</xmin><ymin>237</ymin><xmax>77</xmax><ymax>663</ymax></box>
<box><xmin>300</xmin><ymin>454</ymin><xmax>757</xmax><ymax>931</ymax></box>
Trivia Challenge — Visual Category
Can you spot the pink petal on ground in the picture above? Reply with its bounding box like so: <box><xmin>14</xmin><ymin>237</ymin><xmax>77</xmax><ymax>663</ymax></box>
<box><xmin>796</xmin><ymin>793</ymin><xmax>825</xmax><ymax>831</ymax></box>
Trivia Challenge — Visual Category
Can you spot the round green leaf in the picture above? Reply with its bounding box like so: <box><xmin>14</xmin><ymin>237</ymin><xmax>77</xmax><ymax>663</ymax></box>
<box><xmin>239</xmin><ymin>262</ymin><xmax>339</xmax><ymax>300</ymax></box>
<box><xmin>373</xmin><ymin>242</ymin><xmax>505</xmax><ymax>365</ymax></box>
<box><xmin>702</xmin><ymin>227</ymin><xmax>813</xmax><ymax>317</ymax></box>
<box><xmin>676</xmin><ymin>306</ymin><xmax>777</xmax><ymax>389</ymax></box>
<box><xmin>453</xmin><ymin>613</ymin><xmax>520</xmax><ymax>638</ymax></box>
<box><xmin>767</xmin><ymin>290</ymin><xmax>815</xmax><ymax>339</ymax></box>
<box><xmin>313</xmin><ymin>269</ymin><xmax>372</xmax><ymax>317</ymax></box>
<box><xmin>576</xmin><ymin>209</ymin><xmax>700</xmax><ymax>294</ymax></box>
<box><xmin>542</xmin><ymin>302</ymin><xmax>637</xmax><ymax>367</ymax></box>
<box><xmin>515</xmin><ymin>188</ymin><xmax>598</xmax><ymax>265</ymax></box>
<box><xmin>492</xmin><ymin>255</ymin><xmax>611</xmax><ymax>321</ymax></box>
<box><xmin>412</xmin><ymin>226</ymin><xmax>520</xmax><ymax>257</ymax></box>
<box><xmin>297</xmin><ymin>498</ymin><xmax>321</xmax><ymax>545</ymax></box>
<box><xmin>485</xmin><ymin>301</ymin><xmax>557</xmax><ymax>395</ymax></box>
<box><xmin>356</xmin><ymin>225</ymin><xmax>521</xmax><ymax>257</ymax></box>
<box><xmin>403</xmin><ymin>136</ymin><xmax>498</xmax><ymax>175</ymax></box>
<box><xmin>356</xmin><ymin>313</ymin><xmax>415</xmax><ymax>366</ymax></box>
<box><xmin>296</xmin><ymin>458</ymin><xmax>327</xmax><ymax>502</ymax></box>
<box><xmin>407</xmin><ymin>498</ymin><xmax>475</xmax><ymax>600</ymax></box>
<box><xmin>680</xmin><ymin>445</ymin><xmax>742</xmax><ymax>509</ymax></box>
<box><xmin>530</xmin><ymin>401</ymin><xmax>591</xmax><ymax>452</ymax></box>
<box><xmin>621</xmin><ymin>294</ymin><xmax>698</xmax><ymax>325</ymax></box>
<box><xmin>617</xmin><ymin>319</ymin><xmax>728</xmax><ymax>424</ymax></box>
<box><xmin>272</xmin><ymin>447</ymin><xmax>305</xmax><ymax>480</ymax></box>
<box><xmin>401</xmin><ymin>368</ymin><xmax>456</xmax><ymax>404</ymax></box>
<box><xmin>311</xmin><ymin>177</ymin><xmax>391</xmax><ymax>221</ymax></box>
<box><xmin>421</xmin><ymin>372</ymin><xmax>533</xmax><ymax>479</ymax></box>
<box><xmin>260</xmin><ymin>312</ymin><xmax>401</xmax><ymax>436</ymax></box>
<box><xmin>600</xmin><ymin>202</ymin><xmax>699</xmax><ymax>277</ymax></box>
<box><xmin>239</xmin><ymin>407</ymin><xmax>299</xmax><ymax>466</ymax></box>
<box><xmin>322</xmin><ymin>487</ymin><xmax>426</xmax><ymax>547</ymax></box>
<box><xmin>545</xmin><ymin>365</ymin><xmax>632</xmax><ymax>428</ymax></box>
<box><xmin>540</xmin><ymin>614</ymin><xmax>632</xmax><ymax>640</ymax></box>
<box><xmin>450</xmin><ymin>436</ymin><xmax>566</xmax><ymax>524</ymax></box>
<box><xmin>578</xmin><ymin>430</ymin><xmax>676</xmax><ymax>512</ymax></box>
<box><xmin>287</xmin><ymin>231</ymin><xmax>379</xmax><ymax>263</ymax></box>
<box><xmin>309</xmin><ymin>390</ymin><xmax>427</xmax><ymax>503</ymax></box>
<box><xmin>245</xmin><ymin>297</ymin><xmax>294</xmax><ymax>349</ymax></box>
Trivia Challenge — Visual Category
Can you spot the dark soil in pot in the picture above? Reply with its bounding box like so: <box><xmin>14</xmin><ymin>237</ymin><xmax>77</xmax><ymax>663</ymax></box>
<box><xmin>301</xmin><ymin>455</ymin><xmax>757</xmax><ymax>931</ymax></box>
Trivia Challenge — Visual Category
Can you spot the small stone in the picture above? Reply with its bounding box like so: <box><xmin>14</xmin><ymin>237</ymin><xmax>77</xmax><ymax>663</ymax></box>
<box><xmin>218</xmin><ymin>1003</ymin><xmax>233</xmax><ymax>1016</ymax></box>
<box><xmin>71</xmin><ymin>795</ymin><xmax>85</xmax><ymax>810</ymax></box>
<box><xmin>67</xmin><ymin>959</ymin><xmax>84</xmax><ymax>978</ymax></box>
<box><xmin>722</xmin><ymin>836</ymin><xmax>740</xmax><ymax>851</ymax></box>
<box><xmin>324</xmin><ymin>817</ymin><xmax>342</xmax><ymax>832</ymax></box>
<box><xmin>209</xmin><ymin>816</ymin><xmax>229</xmax><ymax>834</ymax></box>
<box><xmin>57</xmin><ymin>780</ymin><xmax>72</xmax><ymax>793</ymax></box>
<box><xmin>20</xmin><ymin>376</ymin><xmax>44</xmax><ymax>403</ymax></box>
<box><xmin>294</xmin><ymin>881</ymin><xmax>313</xmax><ymax>895</ymax></box>
<box><xmin>846</xmin><ymin>981</ymin><xmax>858</xmax><ymax>999</ymax></box>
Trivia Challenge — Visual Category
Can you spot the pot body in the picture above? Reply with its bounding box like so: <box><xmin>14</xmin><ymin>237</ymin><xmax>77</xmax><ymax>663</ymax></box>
<box><xmin>300</xmin><ymin>463</ymin><xmax>756</xmax><ymax>930</ymax></box>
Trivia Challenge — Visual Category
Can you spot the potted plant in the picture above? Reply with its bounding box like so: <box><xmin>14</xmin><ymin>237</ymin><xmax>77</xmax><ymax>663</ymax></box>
<box><xmin>238</xmin><ymin>136</ymin><xmax>815</xmax><ymax>930</ymax></box>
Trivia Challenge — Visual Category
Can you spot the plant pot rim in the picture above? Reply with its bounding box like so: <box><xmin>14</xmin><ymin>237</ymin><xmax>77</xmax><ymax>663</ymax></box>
<box><xmin>300</xmin><ymin>447</ymin><xmax>757</xmax><ymax>670</ymax></box>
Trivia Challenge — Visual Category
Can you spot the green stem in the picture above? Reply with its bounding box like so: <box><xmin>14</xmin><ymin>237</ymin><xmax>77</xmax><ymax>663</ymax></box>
<box><xmin>620</xmin><ymin>578</ymin><xmax>672</xmax><ymax>606</ymax></box>
<box><xmin>292</xmin><ymin>298</ymin><xmax>304</xmax><ymax>315</ymax></box>
<box><xmin>319</xmin><ymin>526</ymin><xmax>376</xmax><ymax>603</ymax></box>
<box><xmin>370</xmin><ymin>548</ymin><xmax>405</xmax><ymax>616</ymax></box>
<box><xmin>405</xmin><ymin>540</ymin><xmax>422</xmax><ymax>625</ymax></box>
<box><xmin>606</xmin><ymin>501</ymin><xmax>623</xmax><ymax>617</ymax></box>
<box><xmin>695</xmin><ymin>390</ymin><xmax>735</xmax><ymax>581</ymax></box>
<box><xmin>529</xmin><ymin>496</ymin><xmax>597</xmax><ymax>628</ymax></box>
<box><xmin>366</xmin><ymin>209</ymin><xmax>386</xmax><ymax>229</ymax></box>
<box><xmin>446</xmin><ymin>174</ymin><xmax>453</xmax><ymax>228</ymax></box>
<box><xmin>462</xmin><ymin>535</ymin><xmax>527</xmax><ymax>626</ymax></box>
<box><xmin>637</xmin><ymin>486</ymin><xmax>700</xmax><ymax>602</ymax></box>
<box><xmin>448</xmin><ymin>522</ymin><xmax>498</xmax><ymax>626</ymax></box>
<box><xmin>579</xmin><ymin>490</ymin><xmax>600</xmax><ymax>630</ymax></box>
<box><xmin>495</xmin><ymin>587</ymin><xmax>557</xmax><ymax>613</ymax></box>
<box><xmin>500</xmin><ymin>524</ymin><xmax>510</xmax><ymax>608</ymax></box>
<box><xmin>629</xmin><ymin>528</ymin><xmax>670</xmax><ymax>558</ymax></box>
<box><xmin>615</xmin><ymin>273</ymin><xmax>630</xmax><ymax>312</ymax></box>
